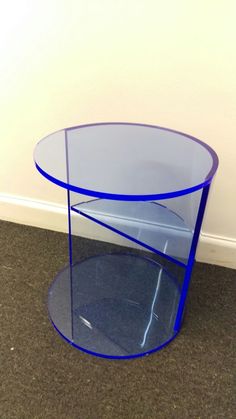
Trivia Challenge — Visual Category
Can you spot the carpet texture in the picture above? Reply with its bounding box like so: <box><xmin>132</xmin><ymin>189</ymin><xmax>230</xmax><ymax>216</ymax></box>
<box><xmin>0</xmin><ymin>220</ymin><xmax>235</xmax><ymax>419</ymax></box>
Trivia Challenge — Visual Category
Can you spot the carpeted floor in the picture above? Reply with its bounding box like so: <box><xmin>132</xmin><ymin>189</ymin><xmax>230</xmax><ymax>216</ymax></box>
<box><xmin>0</xmin><ymin>220</ymin><xmax>235</xmax><ymax>419</ymax></box>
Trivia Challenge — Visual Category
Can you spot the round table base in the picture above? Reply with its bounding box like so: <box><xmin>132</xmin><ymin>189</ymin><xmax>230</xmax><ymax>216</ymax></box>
<box><xmin>48</xmin><ymin>253</ymin><xmax>180</xmax><ymax>359</ymax></box>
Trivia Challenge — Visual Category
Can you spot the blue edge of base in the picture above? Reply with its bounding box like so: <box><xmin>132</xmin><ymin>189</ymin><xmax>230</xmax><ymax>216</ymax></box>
<box><xmin>48</xmin><ymin>315</ymin><xmax>181</xmax><ymax>360</ymax></box>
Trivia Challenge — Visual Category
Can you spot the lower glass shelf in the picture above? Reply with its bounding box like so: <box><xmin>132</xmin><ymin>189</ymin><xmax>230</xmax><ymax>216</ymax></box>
<box><xmin>48</xmin><ymin>253</ymin><xmax>181</xmax><ymax>359</ymax></box>
<box><xmin>71</xmin><ymin>200</ymin><xmax>193</xmax><ymax>266</ymax></box>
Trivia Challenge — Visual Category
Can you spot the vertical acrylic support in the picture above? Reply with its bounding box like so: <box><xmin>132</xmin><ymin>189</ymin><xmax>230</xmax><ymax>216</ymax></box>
<box><xmin>174</xmin><ymin>185</ymin><xmax>210</xmax><ymax>331</ymax></box>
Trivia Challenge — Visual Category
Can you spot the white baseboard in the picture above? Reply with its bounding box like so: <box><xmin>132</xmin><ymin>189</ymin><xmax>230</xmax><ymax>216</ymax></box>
<box><xmin>196</xmin><ymin>232</ymin><xmax>236</xmax><ymax>270</ymax></box>
<box><xmin>0</xmin><ymin>194</ymin><xmax>68</xmax><ymax>233</ymax></box>
<box><xmin>0</xmin><ymin>194</ymin><xmax>235</xmax><ymax>269</ymax></box>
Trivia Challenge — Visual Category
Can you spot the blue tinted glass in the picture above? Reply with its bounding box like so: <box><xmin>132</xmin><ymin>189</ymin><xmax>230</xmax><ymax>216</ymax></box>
<box><xmin>35</xmin><ymin>123</ymin><xmax>218</xmax><ymax>359</ymax></box>
<box><xmin>34</xmin><ymin>123</ymin><xmax>218</xmax><ymax>200</ymax></box>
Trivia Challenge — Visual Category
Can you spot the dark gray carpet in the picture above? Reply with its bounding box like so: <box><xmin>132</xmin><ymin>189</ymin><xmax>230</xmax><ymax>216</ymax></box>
<box><xmin>0</xmin><ymin>220</ymin><xmax>235</xmax><ymax>419</ymax></box>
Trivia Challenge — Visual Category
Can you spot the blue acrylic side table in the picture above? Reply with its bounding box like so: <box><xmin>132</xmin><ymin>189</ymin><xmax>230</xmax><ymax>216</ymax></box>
<box><xmin>34</xmin><ymin>122</ymin><xmax>218</xmax><ymax>359</ymax></box>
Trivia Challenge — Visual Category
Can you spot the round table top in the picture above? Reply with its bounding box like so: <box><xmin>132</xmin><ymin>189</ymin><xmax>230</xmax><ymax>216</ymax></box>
<box><xmin>34</xmin><ymin>122</ymin><xmax>218</xmax><ymax>201</ymax></box>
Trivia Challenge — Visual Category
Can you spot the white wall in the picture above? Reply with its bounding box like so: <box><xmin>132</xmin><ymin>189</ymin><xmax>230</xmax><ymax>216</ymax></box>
<box><xmin>0</xmin><ymin>0</ymin><xmax>236</xmax><ymax>268</ymax></box>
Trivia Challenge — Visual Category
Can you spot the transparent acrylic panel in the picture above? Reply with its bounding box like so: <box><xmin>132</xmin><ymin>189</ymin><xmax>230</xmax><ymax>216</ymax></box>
<box><xmin>157</xmin><ymin>189</ymin><xmax>202</xmax><ymax>232</ymax></box>
<box><xmin>51</xmin><ymin>193</ymin><xmax>187</xmax><ymax>356</ymax></box>
<box><xmin>69</xmin><ymin>196</ymin><xmax>186</xmax><ymax>285</ymax></box>
<box><xmin>34</xmin><ymin>123</ymin><xmax>218</xmax><ymax>200</ymax></box>
<box><xmin>70</xmin><ymin>195</ymin><xmax>198</xmax><ymax>265</ymax></box>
